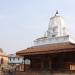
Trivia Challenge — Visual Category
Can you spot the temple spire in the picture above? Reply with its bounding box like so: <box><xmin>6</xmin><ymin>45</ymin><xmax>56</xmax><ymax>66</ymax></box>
<box><xmin>47</xmin><ymin>11</ymin><xmax>69</xmax><ymax>37</ymax></box>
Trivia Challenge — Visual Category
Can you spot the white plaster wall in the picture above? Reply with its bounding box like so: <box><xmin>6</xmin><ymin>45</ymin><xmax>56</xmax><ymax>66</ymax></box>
<box><xmin>34</xmin><ymin>35</ymin><xmax>70</xmax><ymax>46</ymax></box>
<box><xmin>8</xmin><ymin>54</ymin><xmax>24</xmax><ymax>64</ymax></box>
<box><xmin>8</xmin><ymin>57</ymin><xmax>23</xmax><ymax>64</ymax></box>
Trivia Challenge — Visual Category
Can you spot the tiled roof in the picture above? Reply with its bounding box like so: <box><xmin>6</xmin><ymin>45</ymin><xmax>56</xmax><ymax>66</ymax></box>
<box><xmin>16</xmin><ymin>42</ymin><xmax>75</xmax><ymax>56</ymax></box>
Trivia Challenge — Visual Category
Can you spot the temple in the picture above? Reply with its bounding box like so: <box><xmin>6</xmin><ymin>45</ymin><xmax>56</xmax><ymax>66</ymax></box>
<box><xmin>16</xmin><ymin>11</ymin><xmax>75</xmax><ymax>75</ymax></box>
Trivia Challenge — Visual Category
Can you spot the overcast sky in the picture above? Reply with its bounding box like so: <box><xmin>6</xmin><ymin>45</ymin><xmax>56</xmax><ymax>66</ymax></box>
<box><xmin>0</xmin><ymin>0</ymin><xmax>75</xmax><ymax>54</ymax></box>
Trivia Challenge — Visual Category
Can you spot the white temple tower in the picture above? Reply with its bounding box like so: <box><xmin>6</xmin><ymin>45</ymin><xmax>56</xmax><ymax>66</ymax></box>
<box><xmin>34</xmin><ymin>11</ymin><xmax>75</xmax><ymax>46</ymax></box>
<box><xmin>47</xmin><ymin>11</ymin><xmax>68</xmax><ymax>37</ymax></box>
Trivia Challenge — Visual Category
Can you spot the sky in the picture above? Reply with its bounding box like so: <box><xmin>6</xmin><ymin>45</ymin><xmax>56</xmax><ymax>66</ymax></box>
<box><xmin>0</xmin><ymin>0</ymin><xmax>75</xmax><ymax>54</ymax></box>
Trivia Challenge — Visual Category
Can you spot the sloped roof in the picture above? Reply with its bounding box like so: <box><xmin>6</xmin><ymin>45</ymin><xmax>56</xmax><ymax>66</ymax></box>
<box><xmin>16</xmin><ymin>42</ymin><xmax>75</xmax><ymax>56</ymax></box>
<box><xmin>8</xmin><ymin>54</ymin><xmax>23</xmax><ymax>58</ymax></box>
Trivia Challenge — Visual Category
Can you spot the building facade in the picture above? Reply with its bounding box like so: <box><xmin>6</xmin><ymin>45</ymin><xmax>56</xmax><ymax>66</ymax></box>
<box><xmin>0</xmin><ymin>48</ymin><xmax>8</xmax><ymax>64</ymax></box>
<box><xmin>8</xmin><ymin>54</ymin><xmax>23</xmax><ymax>65</ymax></box>
<box><xmin>8</xmin><ymin>54</ymin><xmax>24</xmax><ymax>71</ymax></box>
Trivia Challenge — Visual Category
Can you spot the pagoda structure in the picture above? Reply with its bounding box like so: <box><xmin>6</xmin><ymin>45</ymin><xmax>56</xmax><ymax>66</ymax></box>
<box><xmin>16</xmin><ymin>11</ymin><xmax>75</xmax><ymax>75</ymax></box>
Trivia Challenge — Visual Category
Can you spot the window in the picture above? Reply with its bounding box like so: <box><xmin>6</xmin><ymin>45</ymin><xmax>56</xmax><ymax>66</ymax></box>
<box><xmin>52</xmin><ymin>35</ymin><xmax>56</xmax><ymax>37</ymax></box>
<box><xmin>10</xmin><ymin>58</ymin><xmax>11</xmax><ymax>61</ymax></box>
<box><xmin>53</xmin><ymin>26</ymin><xmax>58</xmax><ymax>32</ymax></box>
<box><xmin>1</xmin><ymin>58</ymin><xmax>3</xmax><ymax>64</ymax></box>
<box><xmin>18</xmin><ymin>58</ymin><xmax>19</xmax><ymax>60</ymax></box>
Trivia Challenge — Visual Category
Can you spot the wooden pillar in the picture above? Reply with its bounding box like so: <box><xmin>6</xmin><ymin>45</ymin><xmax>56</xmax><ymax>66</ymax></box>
<box><xmin>24</xmin><ymin>56</ymin><xmax>25</xmax><ymax>71</ymax></box>
<box><xmin>48</xmin><ymin>58</ymin><xmax>52</xmax><ymax>71</ymax></box>
<box><xmin>41</xmin><ymin>58</ymin><xmax>44</xmax><ymax>70</ymax></box>
<box><xmin>40</xmin><ymin>56</ymin><xmax>45</xmax><ymax>70</ymax></box>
